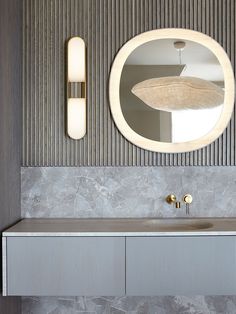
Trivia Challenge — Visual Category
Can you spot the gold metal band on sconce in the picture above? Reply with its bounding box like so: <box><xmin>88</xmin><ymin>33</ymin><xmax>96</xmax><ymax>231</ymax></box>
<box><xmin>67</xmin><ymin>82</ymin><xmax>86</xmax><ymax>99</ymax></box>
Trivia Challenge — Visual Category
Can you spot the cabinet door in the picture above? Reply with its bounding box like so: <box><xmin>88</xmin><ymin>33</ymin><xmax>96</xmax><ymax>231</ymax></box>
<box><xmin>126</xmin><ymin>236</ymin><xmax>236</xmax><ymax>295</ymax></box>
<box><xmin>7</xmin><ymin>237</ymin><xmax>125</xmax><ymax>296</ymax></box>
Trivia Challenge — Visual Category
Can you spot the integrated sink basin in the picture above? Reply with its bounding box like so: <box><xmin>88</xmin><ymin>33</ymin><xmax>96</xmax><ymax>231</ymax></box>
<box><xmin>5</xmin><ymin>217</ymin><xmax>236</xmax><ymax>237</ymax></box>
<box><xmin>143</xmin><ymin>219</ymin><xmax>213</xmax><ymax>231</ymax></box>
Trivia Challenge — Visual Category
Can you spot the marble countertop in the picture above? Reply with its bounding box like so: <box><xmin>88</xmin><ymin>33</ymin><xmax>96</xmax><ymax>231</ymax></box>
<box><xmin>3</xmin><ymin>218</ymin><xmax>236</xmax><ymax>237</ymax></box>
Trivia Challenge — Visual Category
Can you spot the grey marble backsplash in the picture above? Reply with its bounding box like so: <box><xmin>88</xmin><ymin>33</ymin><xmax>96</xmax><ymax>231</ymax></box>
<box><xmin>21</xmin><ymin>166</ymin><xmax>236</xmax><ymax>314</ymax></box>
<box><xmin>22</xmin><ymin>167</ymin><xmax>236</xmax><ymax>218</ymax></box>
<box><xmin>22</xmin><ymin>296</ymin><xmax>236</xmax><ymax>314</ymax></box>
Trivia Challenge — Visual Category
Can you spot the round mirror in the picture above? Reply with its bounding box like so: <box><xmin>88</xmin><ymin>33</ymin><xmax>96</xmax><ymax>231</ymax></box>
<box><xmin>109</xmin><ymin>29</ymin><xmax>235</xmax><ymax>153</ymax></box>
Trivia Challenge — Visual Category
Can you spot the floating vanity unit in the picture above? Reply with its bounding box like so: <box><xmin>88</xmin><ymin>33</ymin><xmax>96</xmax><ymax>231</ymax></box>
<box><xmin>3</xmin><ymin>218</ymin><xmax>236</xmax><ymax>297</ymax></box>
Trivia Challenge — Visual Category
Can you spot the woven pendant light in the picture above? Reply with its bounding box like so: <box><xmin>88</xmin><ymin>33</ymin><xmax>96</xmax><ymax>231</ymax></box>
<box><xmin>131</xmin><ymin>76</ymin><xmax>224</xmax><ymax>112</ymax></box>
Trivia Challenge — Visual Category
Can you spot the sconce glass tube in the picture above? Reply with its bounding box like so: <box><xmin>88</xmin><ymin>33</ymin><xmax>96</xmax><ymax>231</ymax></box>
<box><xmin>67</xmin><ymin>37</ymin><xmax>86</xmax><ymax>140</ymax></box>
<box><xmin>67</xmin><ymin>98</ymin><xmax>86</xmax><ymax>139</ymax></box>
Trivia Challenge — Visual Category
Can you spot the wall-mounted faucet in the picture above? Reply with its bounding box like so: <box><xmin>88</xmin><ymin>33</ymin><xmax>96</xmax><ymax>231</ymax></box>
<box><xmin>166</xmin><ymin>193</ymin><xmax>193</xmax><ymax>214</ymax></box>
<box><xmin>166</xmin><ymin>194</ymin><xmax>181</xmax><ymax>209</ymax></box>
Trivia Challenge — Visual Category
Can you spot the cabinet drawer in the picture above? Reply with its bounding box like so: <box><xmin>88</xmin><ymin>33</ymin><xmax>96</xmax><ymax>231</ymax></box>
<box><xmin>126</xmin><ymin>236</ymin><xmax>236</xmax><ymax>295</ymax></box>
<box><xmin>6</xmin><ymin>237</ymin><xmax>125</xmax><ymax>296</ymax></box>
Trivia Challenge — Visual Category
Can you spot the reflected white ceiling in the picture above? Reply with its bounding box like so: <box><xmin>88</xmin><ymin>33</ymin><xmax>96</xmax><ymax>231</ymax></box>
<box><xmin>126</xmin><ymin>38</ymin><xmax>224</xmax><ymax>82</ymax></box>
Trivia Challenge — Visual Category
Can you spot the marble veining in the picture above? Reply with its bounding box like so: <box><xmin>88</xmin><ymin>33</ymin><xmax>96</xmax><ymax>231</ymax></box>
<box><xmin>21</xmin><ymin>167</ymin><xmax>236</xmax><ymax>314</ymax></box>
<box><xmin>22</xmin><ymin>167</ymin><xmax>236</xmax><ymax>218</ymax></box>
<box><xmin>22</xmin><ymin>296</ymin><xmax>236</xmax><ymax>314</ymax></box>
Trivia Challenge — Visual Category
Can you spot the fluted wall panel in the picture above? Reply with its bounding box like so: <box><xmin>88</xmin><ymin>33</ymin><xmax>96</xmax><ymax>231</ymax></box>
<box><xmin>22</xmin><ymin>0</ymin><xmax>236</xmax><ymax>166</ymax></box>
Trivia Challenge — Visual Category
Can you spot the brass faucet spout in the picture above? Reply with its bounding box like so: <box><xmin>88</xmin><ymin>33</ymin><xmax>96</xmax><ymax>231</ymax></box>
<box><xmin>175</xmin><ymin>201</ymin><xmax>181</xmax><ymax>209</ymax></box>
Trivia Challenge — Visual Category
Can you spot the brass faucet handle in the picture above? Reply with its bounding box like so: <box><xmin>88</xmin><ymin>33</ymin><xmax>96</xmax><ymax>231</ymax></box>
<box><xmin>166</xmin><ymin>194</ymin><xmax>181</xmax><ymax>208</ymax></box>
<box><xmin>183</xmin><ymin>194</ymin><xmax>193</xmax><ymax>204</ymax></box>
<box><xmin>166</xmin><ymin>194</ymin><xmax>177</xmax><ymax>204</ymax></box>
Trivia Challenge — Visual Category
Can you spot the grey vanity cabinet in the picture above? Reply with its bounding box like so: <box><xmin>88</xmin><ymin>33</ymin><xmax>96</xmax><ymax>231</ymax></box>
<box><xmin>5</xmin><ymin>237</ymin><xmax>125</xmax><ymax>296</ymax></box>
<box><xmin>4</xmin><ymin>234</ymin><xmax>236</xmax><ymax>296</ymax></box>
<box><xmin>126</xmin><ymin>236</ymin><xmax>236</xmax><ymax>295</ymax></box>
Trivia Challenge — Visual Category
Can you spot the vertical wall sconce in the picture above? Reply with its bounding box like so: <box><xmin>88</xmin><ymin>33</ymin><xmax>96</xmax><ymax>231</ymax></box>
<box><xmin>67</xmin><ymin>37</ymin><xmax>86</xmax><ymax>139</ymax></box>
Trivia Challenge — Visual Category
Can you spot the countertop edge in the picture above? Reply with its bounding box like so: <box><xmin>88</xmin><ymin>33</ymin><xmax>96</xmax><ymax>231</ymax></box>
<box><xmin>3</xmin><ymin>231</ymin><xmax>236</xmax><ymax>237</ymax></box>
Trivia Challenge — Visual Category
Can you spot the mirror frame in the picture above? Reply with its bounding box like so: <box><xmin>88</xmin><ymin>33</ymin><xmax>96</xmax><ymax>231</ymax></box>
<box><xmin>109</xmin><ymin>28</ymin><xmax>235</xmax><ymax>153</ymax></box>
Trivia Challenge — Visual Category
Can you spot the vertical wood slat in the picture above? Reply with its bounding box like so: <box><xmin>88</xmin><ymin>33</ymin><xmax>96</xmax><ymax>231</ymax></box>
<box><xmin>22</xmin><ymin>0</ymin><xmax>236</xmax><ymax>166</ymax></box>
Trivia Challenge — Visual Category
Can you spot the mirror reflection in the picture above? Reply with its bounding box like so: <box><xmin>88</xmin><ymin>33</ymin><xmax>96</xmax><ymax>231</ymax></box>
<box><xmin>120</xmin><ymin>39</ymin><xmax>224</xmax><ymax>143</ymax></box>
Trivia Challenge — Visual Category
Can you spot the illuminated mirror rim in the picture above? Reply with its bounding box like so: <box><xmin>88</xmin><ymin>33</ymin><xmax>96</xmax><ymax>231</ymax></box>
<box><xmin>109</xmin><ymin>28</ymin><xmax>235</xmax><ymax>153</ymax></box>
